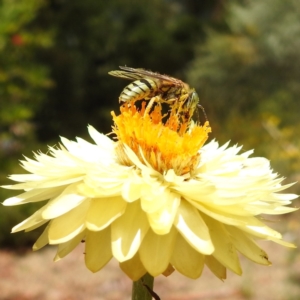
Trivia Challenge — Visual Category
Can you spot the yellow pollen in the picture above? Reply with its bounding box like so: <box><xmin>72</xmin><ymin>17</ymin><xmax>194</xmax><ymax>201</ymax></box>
<box><xmin>112</xmin><ymin>101</ymin><xmax>211</xmax><ymax>175</ymax></box>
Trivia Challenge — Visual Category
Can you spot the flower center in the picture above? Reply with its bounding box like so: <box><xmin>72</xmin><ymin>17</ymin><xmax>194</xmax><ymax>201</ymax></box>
<box><xmin>112</xmin><ymin>99</ymin><xmax>211</xmax><ymax>176</ymax></box>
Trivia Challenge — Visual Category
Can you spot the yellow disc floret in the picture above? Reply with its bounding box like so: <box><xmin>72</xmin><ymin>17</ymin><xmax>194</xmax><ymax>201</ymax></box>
<box><xmin>112</xmin><ymin>100</ymin><xmax>211</xmax><ymax>176</ymax></box>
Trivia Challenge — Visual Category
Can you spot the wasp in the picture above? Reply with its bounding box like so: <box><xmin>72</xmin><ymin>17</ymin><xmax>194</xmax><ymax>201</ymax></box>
<box><xmin>109</xmin><ymin>66</ymin><xmax>204</xmax><ymax>124</ymax></box>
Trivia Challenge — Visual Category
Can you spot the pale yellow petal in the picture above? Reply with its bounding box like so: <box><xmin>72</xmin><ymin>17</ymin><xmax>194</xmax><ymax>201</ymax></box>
<box><xmin>267</xmin><ymin>237</ymin><xmax>296</xmax><ymax>248</ymax></box>
<box><xmin>225</xmin><ymin>225</ymin><xmax>271</xmax><ymax>265</ymax></box>
<box><xmin>25</xmin><ymin>219</ymin><xmax>49</xmax><ymax>232</ymax></box>
<box><xmin>54</xmin><ymin>231</ymin><xmax>85</xmax><ymax>261</ymax></box>
<box><xmin>12</xmin><ymin>206</ymin><xmax>48</xmax><ymax>233</ymax></box>
<box><xmin>147</xmin><ymin>191</ymin><xmax>180</xmax><ymax>235</ymax></box>
<box><xmin>111</xmin><ymin>201</ymin><xmax>149</xmax><ymax>262</ymax></box>
<box><xmin>124</xmin><ymin>144</ymin><xmax>159</xmax><ymax>176</ymax></box>
<box><xmin>244</xmin><ymin>203</ymin><xmax>298</xmax><ymax>215</ymax></box>
<box><xmin>124</xmin><ymin>145</ymin><xmax>149</xmax><ymax>171</ymax></box>
<box><xmin>86</xmin><ymin>197</ymin><xmax>127</xmax><ymax>231</ymax></box>
<box><xmin>174</xmin><ymin>200</ymin><xmax>214</xmax><ymax>255</ymax></box>
<box><xmin>140</xmin><ymin>184</ymin><xmax>169</xmax><ymax>213</ymax></box>
<box><xmin>139</xmin><ymin>227</ymin><xmax>177</xmax><ymax>277</ymax></box>
<box><xmin>88</xmin><ymin>125</ymin><xmax>115</xmax><ymax>151</ymax></box>
<box><xmin>85</xmin><ymin>227</ymin><xmax>112</xmax><ymax>272</ymax></box>
<box><xmin>77</xmin><ymin>181</ymin><xmax>121</xmax><ymax>198</ymax></box>
<box><xmin>59</xmin><ymin>136</ymin><xmax>108</xmax><ymax>163</ymax></box>
<box><xmin>187</xmin><ymin>199</ymin><xmax>257</xmax><ymax>227</ymax></box>
<box><xmin>171</xmin><ymin>231</ymin><xmax>205</xmax><ymax>279</ymax></box>
<box><xmin>173</xmin><ymin>180</ymin><xmax>216</xmax><ymax>202</ymax></box>
<box><xmin>202</xmin><ymin>202</ymin><xmax>253</xmax><ymax>217</ymax></box>
<box><xmin>274</xmin><ymin>192</ymin><xmax>299</xmax><ymax>202</ymax></box>
<box><xmin>5</xmin><ymin>175</ymin><xmax>84</xmax><ymax>190</ymax></box>
<box><xmin>33</xmin><ymin>225</ymin><xmax>50</xmax><ymax>251</ymax></box>
<box><xmin>42</xmin><ymin>183</ymin><xmax>87</xmax><ymax>219</ymax></box>
<box><xmin>119</xmin><ymin>253</ymin><xmax>147</xmax><ymax>281</ymax></box>
<box><xmin>3</xmin><ymin>174</ymin><xmax>38</xmax><ymax>185</ymax></box>
<box><xmin>205</xmin><ymin>255</ymin><xmax>226</xmax><ymax>280</ymax></box>
<box><xmin>3</xmin><ymin>186</ymin><xmax>64</xmax><ymax>206</ymax></box>
<box><xmin>122</xmin><ymin>179</ymin><xmax>143</xmax><ymax>202</ymax></box>
<box><xmin>201</xmin><ymin>214</ymin><xmax>242</xmax><ymax>275</ymax></box>
<box><xmin>48</xmin><ymin>200</ymin><xmax>90</xmax><ymax>244</ymax></box>
<box><xmin>242</xmin><ymin>219</ymin><xmax>282</xmax><ymax>239</ymax></box>
<box><xmin>191</xmin><ymin>203</ymin><xmax>282</xmax><ymax>241</ymax></box>
<box><xmin>164</xmin><ymin>169</ymin><xmax>185</xmax><ymax>185</ymax></box>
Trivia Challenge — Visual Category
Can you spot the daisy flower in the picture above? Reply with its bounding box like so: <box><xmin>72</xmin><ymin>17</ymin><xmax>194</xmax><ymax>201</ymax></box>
<box><xmin>2</xmin><ymin>99</ymin><xmax>298</xmax><ymax>281</ymax></box>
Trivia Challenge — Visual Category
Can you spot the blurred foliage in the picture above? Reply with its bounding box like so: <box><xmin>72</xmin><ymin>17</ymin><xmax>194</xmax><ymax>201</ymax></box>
<box><xmin>187</xmin><ymin>0</ymin><xmax>300</xmax><ymax>177</ymax></box>
<box><xmin>0</xmin><ymin>0</ymin><xmax>299</xmax><ymax>247</ymax></box>
<box><xmin>0</xmin><ymin>0</ymin><xmax>54</xmax><ymax>247</ymax></box>
<box><xmin>0</xmin><ymin>0</ymin><xmax>53</xmax><ymax>155</ymax></box>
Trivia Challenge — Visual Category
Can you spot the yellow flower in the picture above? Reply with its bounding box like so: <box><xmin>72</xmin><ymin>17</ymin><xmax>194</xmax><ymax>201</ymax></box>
<box><xmin>2</xmin><ymin>100</ymin><xmax>298</xmax><ymax>281</ymax></box>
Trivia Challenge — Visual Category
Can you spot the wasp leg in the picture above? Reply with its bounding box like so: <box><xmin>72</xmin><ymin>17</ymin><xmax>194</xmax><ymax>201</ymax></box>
<box><xmin>161</xmin><ymin>98</ymin><xmax>176</xmax><ymax>104</ymax></box>
<box><xmin>143</xmin><ymin>96</ymin><xmax>161</xmax><ymax>116</ymax></box>
<box><xmin>173</xmin><ymin>94</ymin><xmax>189</xmax><ymax>115</ymax></box>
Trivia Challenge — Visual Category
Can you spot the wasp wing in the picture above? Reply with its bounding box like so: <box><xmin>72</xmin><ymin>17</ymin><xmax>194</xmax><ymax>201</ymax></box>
<box><xmin>108</xmin><ymin>68</ymin><xmax>144</xmax><ymax>81</ymax></box>
<box><xmin>109</xmin><ymin>66</ymin><xmax>184</xmax><ymax>87</ymax></box>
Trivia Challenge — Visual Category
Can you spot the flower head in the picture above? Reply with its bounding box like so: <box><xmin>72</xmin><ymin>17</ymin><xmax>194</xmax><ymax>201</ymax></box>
<box><xmin>2</xmin><ymin>98</ymin><xmax>298</xmax><ymax>281</ymax></box>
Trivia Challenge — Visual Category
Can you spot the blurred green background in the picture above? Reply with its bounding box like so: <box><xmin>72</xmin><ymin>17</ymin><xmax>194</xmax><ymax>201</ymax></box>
<box><xmin>0</xmin><ymin>0</ymin><xmax>299</xmax><ymax>247</ymax></box>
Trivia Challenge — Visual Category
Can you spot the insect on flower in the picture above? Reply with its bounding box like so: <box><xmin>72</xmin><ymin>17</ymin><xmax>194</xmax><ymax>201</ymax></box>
<box><xmin>109</xmin><ymin>66</ymin><xmax>205</xmax><ymax>124</ymax></box>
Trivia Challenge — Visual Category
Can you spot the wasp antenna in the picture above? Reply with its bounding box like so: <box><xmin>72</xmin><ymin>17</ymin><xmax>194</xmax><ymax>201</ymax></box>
<box><xmin>197</xmin><ymin>104</ymin><xmax>208</xmax><ymax>122</ymax></box>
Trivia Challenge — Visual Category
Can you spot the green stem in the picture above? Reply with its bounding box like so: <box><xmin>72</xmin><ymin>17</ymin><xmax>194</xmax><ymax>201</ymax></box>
<box><xmin>131</xmin><ymin>273</ymin><xmax>155</xmax><ymax>300</ymax></box>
